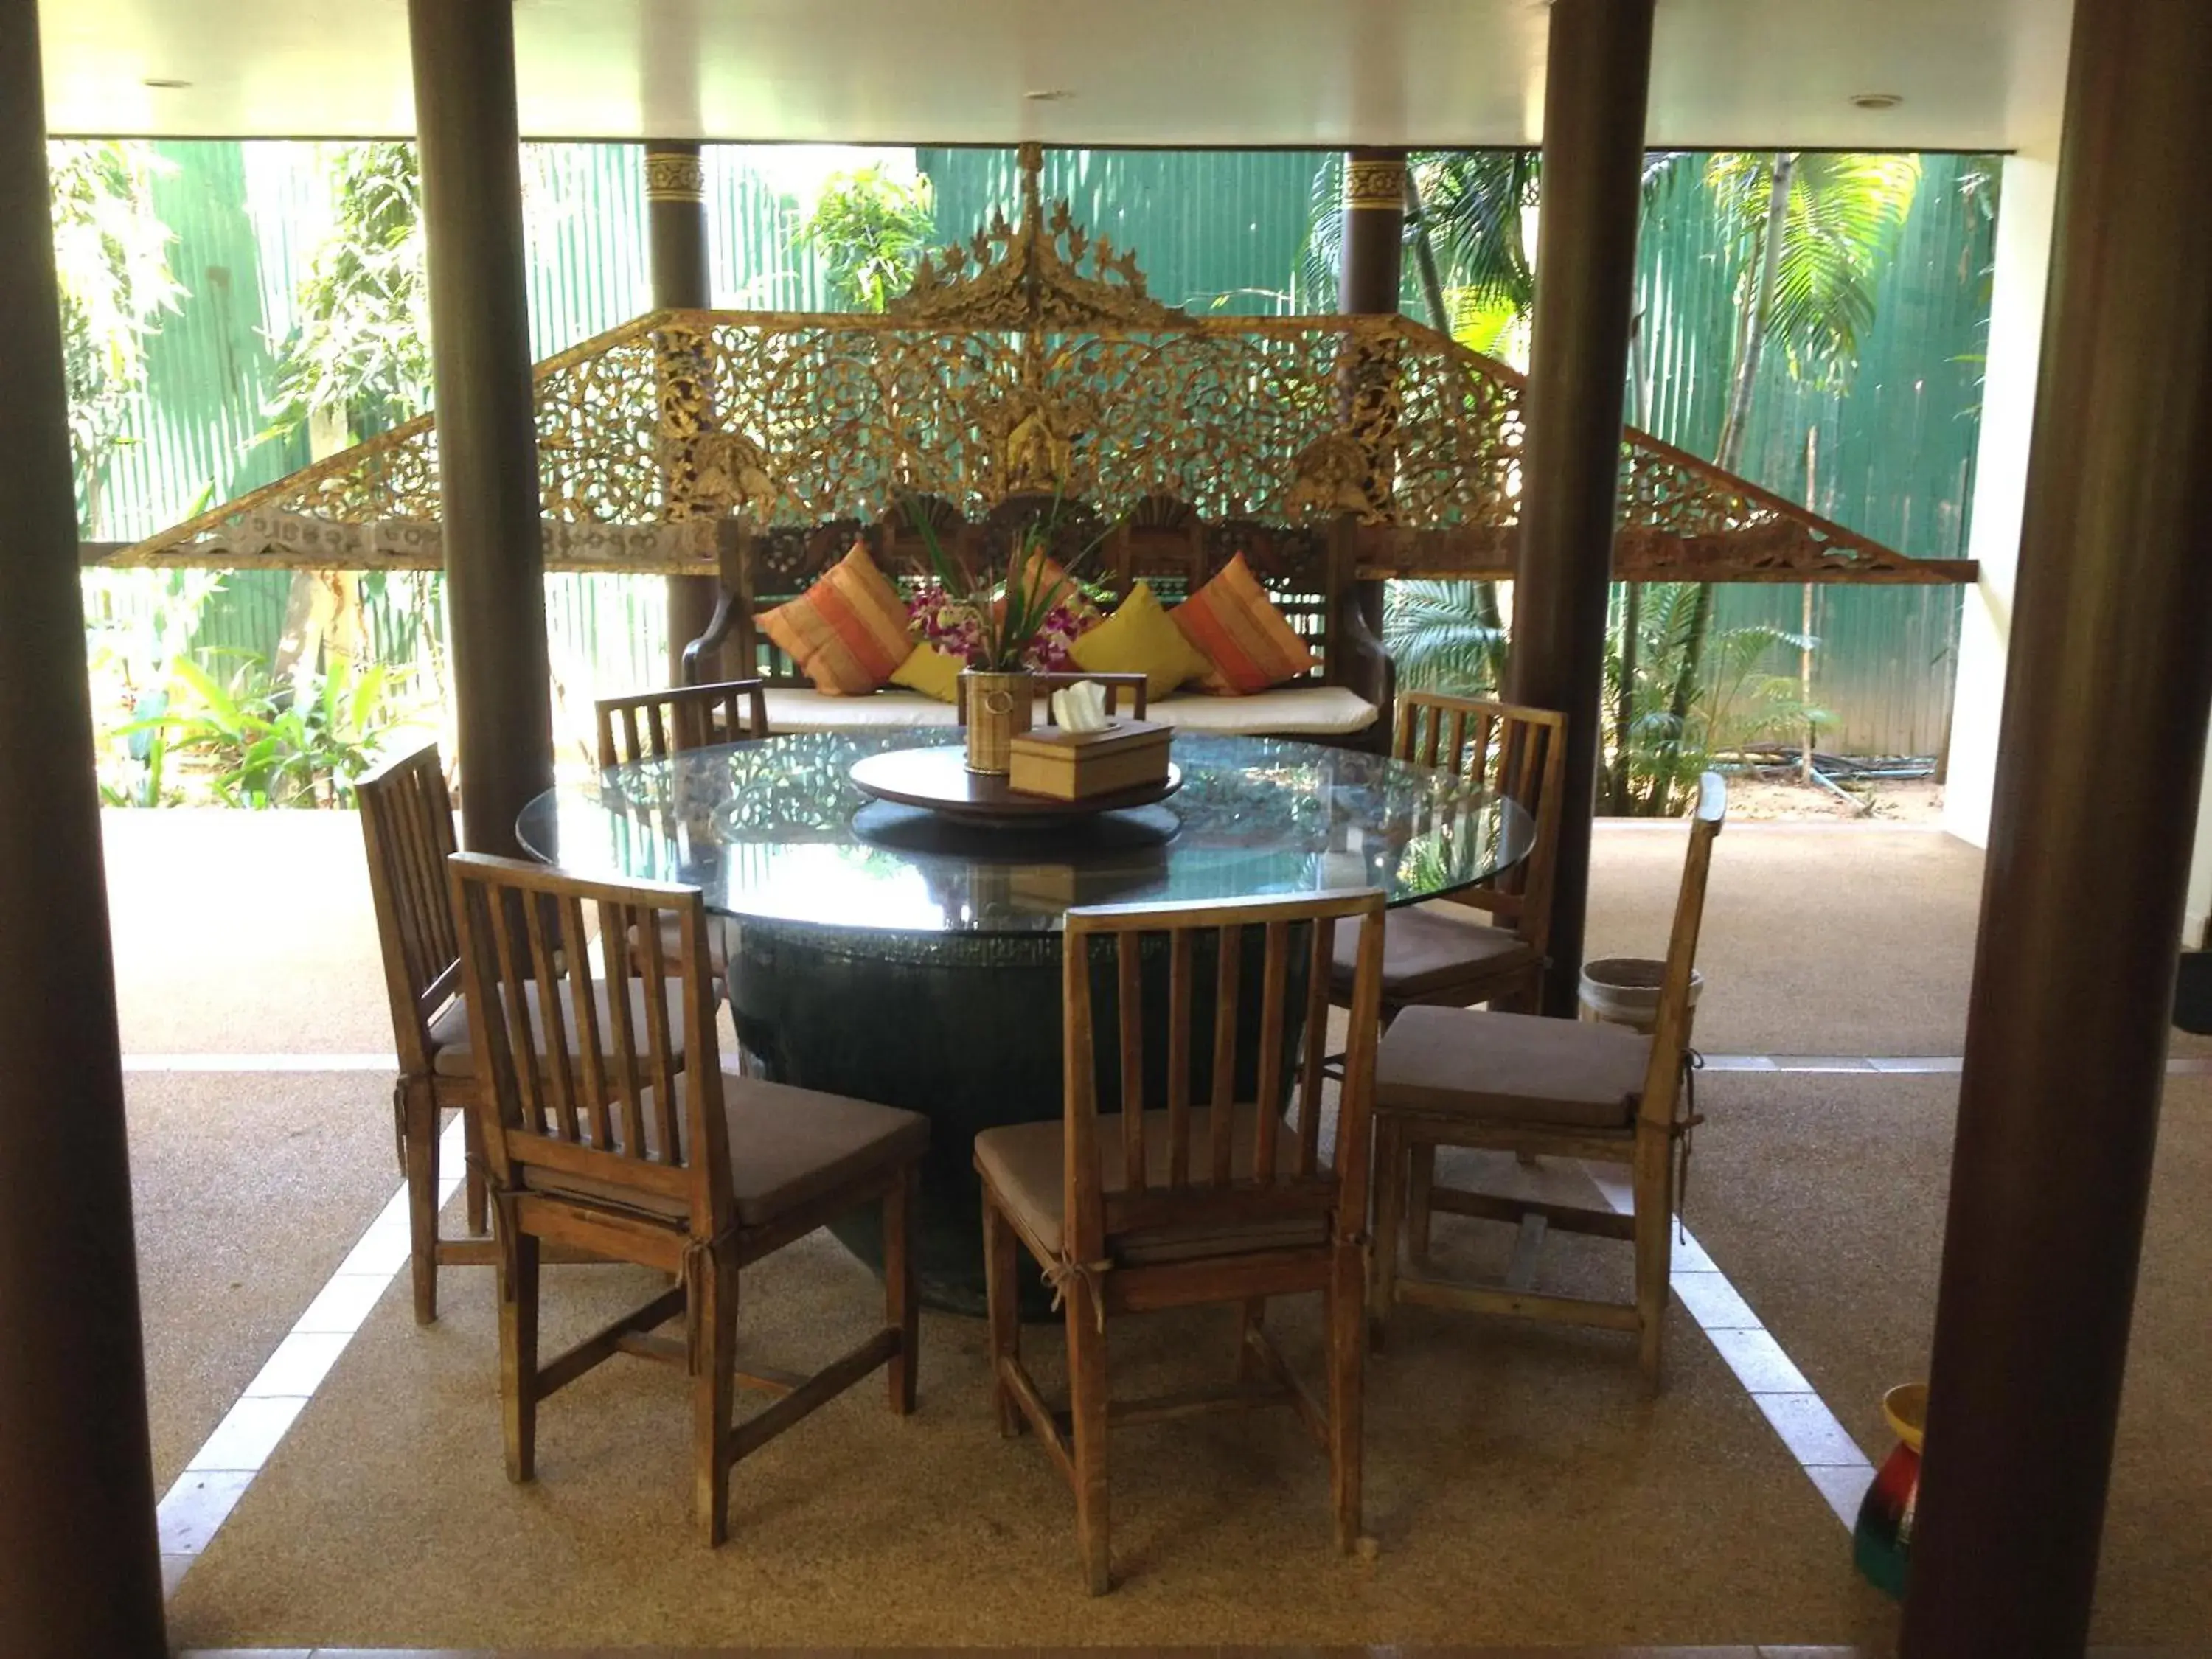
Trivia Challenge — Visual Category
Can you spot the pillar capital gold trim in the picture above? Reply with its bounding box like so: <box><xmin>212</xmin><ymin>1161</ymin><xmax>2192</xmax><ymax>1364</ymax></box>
<box><xmin>644</xmin><ymin>150</ymin><xmax>706</xmax><ymax>203</ymax></box>
<box><xmin>1343</xmin><ymin>159</ymin><xmax>1408</xmax><ymax>211</ymax></box>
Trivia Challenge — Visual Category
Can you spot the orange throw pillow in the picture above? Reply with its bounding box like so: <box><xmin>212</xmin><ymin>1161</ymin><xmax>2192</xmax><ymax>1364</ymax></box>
<box><xmin>757</xmin><ymin>542</ymin><xmax>915</xmax><ymax>695</ymax></box>
<box><xmin>1171</xmin><ymin>552</ymin><xmax>1318</xmax><ymax>694</ymax></box>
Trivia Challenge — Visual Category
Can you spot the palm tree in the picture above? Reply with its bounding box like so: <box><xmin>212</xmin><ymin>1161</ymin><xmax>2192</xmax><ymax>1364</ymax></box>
<box><xmin>1651</xmin><ymin>152</ymin><xmax>1919</xmax><ymax>808</ymax></box>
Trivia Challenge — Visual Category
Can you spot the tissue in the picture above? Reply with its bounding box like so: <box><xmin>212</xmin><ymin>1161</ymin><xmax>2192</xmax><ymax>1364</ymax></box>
<box><xmin>1051</xmin><ymin>679</ymin><xmax>1114</xmax><ymax>732</ymax></box>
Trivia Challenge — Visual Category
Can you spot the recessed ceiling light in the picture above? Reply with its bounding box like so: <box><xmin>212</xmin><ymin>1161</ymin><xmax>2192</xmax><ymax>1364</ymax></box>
<box><xmin>143</xmin><ymin>77</ymin><xmax>192</xmax><ymax>90</ymax></box>
<box><xmin>1024</xmin><ymin>88</ymin><xmax>1075</xmax><ymax>102</ymax></box>
<box><xmin>1850</xmin><ymin>91</ymin><xmax>1902</xmax><ymax>110</ymax></box>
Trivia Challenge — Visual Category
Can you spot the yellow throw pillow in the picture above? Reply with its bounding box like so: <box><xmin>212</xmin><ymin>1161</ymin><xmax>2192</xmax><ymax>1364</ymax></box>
<box><xmin>1068</xmin><ymin>581</ymin><xmax>1213</xmax><ymax>703</ymax></box>
<box><xmin>757</xmin><ymin>542</ymin><xmax>914</xmax><ymax>695</ymax></box>
<box><xmin>890</xmin><ymin>642</ymin><xmax>966</xmax><ymax>703</ymax></box>
<box><xmin>1171</xmin><ymin>552</ymin><xmax>1318</xmax><ymax>694</ymax></box>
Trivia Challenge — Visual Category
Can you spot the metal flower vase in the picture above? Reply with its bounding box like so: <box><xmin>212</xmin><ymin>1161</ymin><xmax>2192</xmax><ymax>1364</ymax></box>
<box><xmin>961</xmin><ymin>668</ymin><xmax>1034</xmax><ymax>774</ymax></box>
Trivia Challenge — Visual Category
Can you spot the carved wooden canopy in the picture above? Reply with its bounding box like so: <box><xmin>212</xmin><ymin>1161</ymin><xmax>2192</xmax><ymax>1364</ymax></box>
<box><xmin>106</xmin><ymin>144</ymin><xmax>1971</xmax><ymax>586</ymax></box>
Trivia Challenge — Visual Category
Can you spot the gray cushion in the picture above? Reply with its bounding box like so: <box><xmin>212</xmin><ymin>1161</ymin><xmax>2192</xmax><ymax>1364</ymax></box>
<box><xmin>425</xmin><ymin>978</ymin><xmax>690</xmax><ymax>1079</ymax></box>
<box><xmin>974</xmin><ymin>1107</ymin><xmax>1328</xmax><ymax>1265</ymax></box>
<box><xmin>1333</xmin><ymin>902</ymin><xmax>1538</xmax><ymax>1003</ymax></box>
<box><xmin>1377</xmin><ymin>1006</ymin><xmax>1651</xmax><ymax>1130</ymax></box>
<box><xmin>521</xmin><ymin>1068</ymin><xmax>928</xmax><ymax>1228</ymax></box>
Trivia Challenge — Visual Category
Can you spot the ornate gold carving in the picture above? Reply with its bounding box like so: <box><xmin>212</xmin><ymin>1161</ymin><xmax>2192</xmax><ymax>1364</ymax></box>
<box><xmin>108</xmin><ymin>150</ymin><xmax>1958</xmax><ymax>587</ymax></box>
<box><xmin>643</xmin><ymin>150</ymin><xmax>705</xmax><ymax>202</ymax></box>
<box><xmin>1343</xmin><ymin>159</ymin><xmax>1408</xmax><ymax>211</ymax></box>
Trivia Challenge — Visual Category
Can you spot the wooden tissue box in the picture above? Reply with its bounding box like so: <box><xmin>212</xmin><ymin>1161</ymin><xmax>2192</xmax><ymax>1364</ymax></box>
<box><xmin>1007</xmin><ymin>720</ymin><xmax>1172</xmax><ymax>801</ymax></box>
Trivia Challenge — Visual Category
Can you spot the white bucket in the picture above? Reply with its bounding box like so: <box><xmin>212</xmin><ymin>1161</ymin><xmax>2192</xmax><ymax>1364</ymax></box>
<box><xmin>1579</xmin><ymin>956</ymin><xmax>1703</xmax><ymax>1033</ymax></box>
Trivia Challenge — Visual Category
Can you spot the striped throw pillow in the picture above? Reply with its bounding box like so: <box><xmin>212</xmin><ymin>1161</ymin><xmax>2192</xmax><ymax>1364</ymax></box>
<box><xmin>758</xmin><ymin>543</ymin><xmax>916</xmax><ymax>695</ymax></box>
<box><xmin>1171</xmin><ymin>552</ymin><xmax>1318</xmax><ymax>694</ymax></box>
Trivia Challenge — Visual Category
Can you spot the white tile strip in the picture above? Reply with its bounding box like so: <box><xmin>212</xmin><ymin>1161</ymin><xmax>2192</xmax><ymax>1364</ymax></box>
<box><xmin>155</xmin><ymin>1113</ymin><xmax>465</xmax><ymax>1599</ymax></box>
<box><xmin>1583</xmin><ymin>1167</ymin><xmax>1876</xmax><ymax>1534</ymax></box>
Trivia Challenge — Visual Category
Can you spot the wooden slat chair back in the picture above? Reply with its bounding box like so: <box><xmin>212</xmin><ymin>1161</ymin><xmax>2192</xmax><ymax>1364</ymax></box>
<box><xmin>595</xmin><ymin>679</ymin><xmax>769</xmax><ymax>768</ymax></box>
<box><xmin>356</xmin><ymin>742</ymin><xmax>495</xmax><ymax>1321</ymax></box>
<box><xmin>1392</xmin><ymin>692</ymin><xmax>1567</xmax><ymax>953</ymax></box>
<box><xmin>447</xmin><ymin>851</ymin><xmax>926</xmax><ymax>1545</ymax></box>
<box><xmin>975</xmin><ymin>888</ymin><xmax>1386</xmax><ymax>1593</ymax></box>
<box><xmin>1367</xmin><ymin>773</ymin><xmax>1728</xmax><ymax>1386</ymax></box>
<box><xmin>954</xmin><ymin>669</ymin><xmax>1150</xmax><ymax>726</ymax></box>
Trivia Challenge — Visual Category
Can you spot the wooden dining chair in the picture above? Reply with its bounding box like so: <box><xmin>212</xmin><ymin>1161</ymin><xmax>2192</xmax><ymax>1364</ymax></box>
<box><xmin>448</xmin><ymin>851</ymin><xmax>927</xmax><ymax>1545</ymax></box>
<box><xmin>975</xmin><ymin>888</ymin><xmax>1387</xmax><ymax>1593</ymax></box>
<box><xmin>1366</xmin><ymin>773</ymin><xmax>1726</xmax><ymax>1387</ymax></box>
<box><xmin>358</xmin><ymin>743</ymin><xmax>693</xmax><ymax>1324</ymax></box>
<box><xmin>1326</xmin><ymin>693</ymin><xmax>1568</xmax><ymax>1245</ymax></box>
<box><xmin>594</xmin><ymin>678</ymin><xmax>769</xmax><ymax>768</ymax></box>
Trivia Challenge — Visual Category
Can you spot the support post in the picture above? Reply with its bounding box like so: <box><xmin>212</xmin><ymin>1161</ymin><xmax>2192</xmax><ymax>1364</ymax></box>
<box><xmin>1902</xmin><ymin>4</ymin><xmax>2212</xmax><ymax>1653</ymax></box>
<box><xmin>409</xmin><ymin>0</ymin><xmax>554</xmax><ymax>855</ymax></box>
<box><xmin>1504</xmin><ymin>0</ymin><xmax>1655</xmax><ymax>1015</ymax></box>
<box><xmin>1337</xmin><ymin>149</ymin><xmax>1405</xmax><ymax>644</ymax></box>
<box><xmin>0</xmin><ymin>2</ymin><xmax>167</xmax><ymax>1651</ymax></box>
<box><xmin>647</xmin><ymin>142</ymin><xmax>723</xmax><ymax>682</ymax></box>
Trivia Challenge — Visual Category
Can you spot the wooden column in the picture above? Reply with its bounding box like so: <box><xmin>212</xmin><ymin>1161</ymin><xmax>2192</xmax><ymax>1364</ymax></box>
<box><xmin>0</xmin><ymin>2</ymin><xmax>167</xmax><ymax>1652</ymax></box>
<box><xmin>408</xmin><ymin>0</ymin><xmax>554</xmax><ymax>855</ymax></box>
<box><xmin>1504</xmin><ymin>0</ymin><xmax>1655</xmax><ymax>1015</ymax></box>
<box><xmin>1337</xmin><ymin>149</ymin><xmax>1405</xmax><ymax>644</ymax></box>
<box><xmin>647</xmin><ymin>142</ymin><xmax>723</xmax><ymax>682</ymax></box>
<box><xmin>1902</xmin><ymin>4</ymin><xmax>2212</xmax><ymax>1652</ymax></box>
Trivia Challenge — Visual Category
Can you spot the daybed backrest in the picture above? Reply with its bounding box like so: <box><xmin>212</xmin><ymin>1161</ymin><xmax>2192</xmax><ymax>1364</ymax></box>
<box><xmin>711</xmin><ymin>495</ymin><xmax>1357</xmax><ymax>692</ymax></box>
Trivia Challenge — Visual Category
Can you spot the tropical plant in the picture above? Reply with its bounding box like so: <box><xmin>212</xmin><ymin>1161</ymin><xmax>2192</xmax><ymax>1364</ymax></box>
<box><xmin>1604</xmin><ymin>583</ymin><xmax>1827</xmax><ymax>815</ymax></box>
<box><xmin>125</xmin><ymin>655</ymin><xmax>410</xmax><ymax>809</ymax></box>
<box><xmin>266</xmin><ymin>140</ymin><xmax>431</xmax><ymax>437</ymax></box>
<box><xmin>49</xmin><ymin>140</ymin><xmax>184</xmax><ymax>538</ymax></box>
<box><xmin>86</xmin><ymin>566</ymin><xmax>226</xmax><ymax>806</ymax></box>
<box><xmin>1382</xmin><ymin>581</ymin><xmax>1509</xmax><ymax>699</ymax></box>
<box><xmin>799</xmin><ymin>167</ymin><xmax>936</xmax><ymax>313</ymax></box>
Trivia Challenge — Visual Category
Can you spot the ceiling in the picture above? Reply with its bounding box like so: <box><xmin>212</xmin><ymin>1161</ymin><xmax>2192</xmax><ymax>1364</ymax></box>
<box><xmin>41</xmin><ymin>0</ymin><xmax>2073</xmax><ymax>152</ymax></box>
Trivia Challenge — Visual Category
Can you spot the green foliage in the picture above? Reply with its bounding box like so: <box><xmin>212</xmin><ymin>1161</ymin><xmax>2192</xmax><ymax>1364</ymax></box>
<box><xmin>268</xmin><ymin>141</ymin><xmax>431</xmax><ymax>437</ymax></box>
<box><xmin>49</xmin><ymin>140</ymin><xmax>184</xmax><ymax>536</ymax></box>
<box><xmin>1383</xmin><ymin>582</ymin><xmax>1508</xmax><ymax>699</ymax></box>
<box><xmin>86</xmin><ymin>567</ymin><xmax>225</xmax><ymax>806</ymax></box>
<box><xmin>1605</xmin><ymin>583</ymin><xmax>1827</xmax><ymax>815</ymax></box>
<box><xmin>799</xmin><ymin>167</ymin><xmax>936</xmax><ymax>313</ymax></box>
<box><xmin>1705</xmin><ymin>152</ymin><xmax>1921</xmax><ymax>391</ymax></box>
<box><xmin>122</xmin><ymin>655</ymin><xmax>408</xmax><ymax>808</ymax></box>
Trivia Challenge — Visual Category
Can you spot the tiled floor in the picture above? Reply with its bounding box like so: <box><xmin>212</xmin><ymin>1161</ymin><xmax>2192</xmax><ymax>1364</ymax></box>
<box><xmin>165</xmin><ymin>1646</ymin><xmax>2212</xmax><ymax>1658</ymax></box>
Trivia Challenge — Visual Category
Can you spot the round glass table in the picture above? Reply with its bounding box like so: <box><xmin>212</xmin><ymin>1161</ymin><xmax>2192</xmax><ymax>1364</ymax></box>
<box><xmin>518</xmin><ymin>730</ymin><xmax>1531</xmax><ymax>1313</ymax></box>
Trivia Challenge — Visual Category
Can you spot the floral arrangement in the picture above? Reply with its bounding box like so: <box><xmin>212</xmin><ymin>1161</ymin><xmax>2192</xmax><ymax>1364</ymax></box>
<box><xmin>902</xmin><ymin>491</ymin><xmax>1104</xmax><ymax>673</ymax></box>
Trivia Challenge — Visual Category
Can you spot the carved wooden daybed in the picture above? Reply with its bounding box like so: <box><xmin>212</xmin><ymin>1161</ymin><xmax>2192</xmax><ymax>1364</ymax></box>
<box><xmin>684</xmin><ymin>494</ymin><xmax>1394</xmax><ymax>744</ymax></box>
<box><xmin>102</xmin><ymin>145</ymin><xmax>1969</xmax><ymax>676</ymax></box>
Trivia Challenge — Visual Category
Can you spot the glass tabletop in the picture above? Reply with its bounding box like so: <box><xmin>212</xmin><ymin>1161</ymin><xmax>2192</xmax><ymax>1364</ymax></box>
<box><xmin>516</xmin><ymin>730</ymin><xmax>1531</xmax><ymax>938</ymax></box>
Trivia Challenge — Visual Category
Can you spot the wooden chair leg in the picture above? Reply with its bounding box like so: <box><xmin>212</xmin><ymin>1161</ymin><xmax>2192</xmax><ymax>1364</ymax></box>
<box><xmin>403</xmin><ymin>1083</ymin><xmax>440</xmax><ymax>1325</ymax></box>
<box><xmin>498</xmin><ymin>1231</ymin><xmax>540</xmax><ymax>1483</ymax></box>
<box><xmin>1632</xmin><ymin>1127</ymin><xmax>1674</xmax><ymax>1391</ymax></box>
<box><xmin>1368</xmin><ymin>1114</ymin><xmax>1406</xmax><ymax>1352</ymax></box>
<box><xmin>462</xmin><ymin>1104</ymin><xmax>490</xmax><ymax>1237</ymax></box>
<box><xmin>692</xmin><ymin>1253</ymin><xmax>739</xmax><ymax>1545</ymax></box>
<box><xmin>885</xmin><ymin>1163</ymin><xmax>919</xmax><ymax>1416</ymax></box>
<box><xmin>1327</xmin><ymin>1236</ymin><xmax>1367</xmax><ymax>1554</ymax></box>
<box><xmin>1405</xmin><ymin>1141</ymin><xmax>1437</xmax><ymax>1265</ymax></box>
<box><xmin>1066</xmin><ymin>1293</ymin><xmax>1112</xmax><ymax>1596</ymax></box>
<box><xmin>1235</xmin><ymin>1297</ymin><xmax>1267</xmax><ymax>1382</ymax></box>
<box><xmin>981</xmin><ymin>1189</ymin><xmax>1021</xmax><ymax>1437</ymax></box>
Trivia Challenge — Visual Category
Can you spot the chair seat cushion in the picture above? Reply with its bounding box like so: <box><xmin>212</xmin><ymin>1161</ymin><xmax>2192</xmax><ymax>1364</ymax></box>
<box><xmin>637</xmin><ymin>914</ymin><xmax>730</xmax><ymax>975</ymax></box>
<box><xmin>425</xmin><ymin>977</ymin><xmax>691</xmax><ymax>1079</ymax></box>
<box><xmin>974</xmin><ymin>1107</ymin><xmax>1329</xmax><ymax>1266</ymax></box>
<box><xmin>523</xmin><ymin>1067</ymin><xmax>928</xmax><ymax>1228</ymax></box>
<box><xmin>1377</xmin><ymin>1006</ymin><xmax>1651</xmax><ymax>1130</ymax></box>
<box><xmin>1332</xmin><ymin>902</ymin><xmax>1538</xmax><ymax>1001</ymax></box>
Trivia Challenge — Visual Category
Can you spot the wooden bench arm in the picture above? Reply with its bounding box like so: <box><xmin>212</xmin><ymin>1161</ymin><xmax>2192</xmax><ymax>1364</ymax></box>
<box><xmin>681</xmin><ymin>587</ymin><xmax>742</xmax><ymax>686</ymax></box>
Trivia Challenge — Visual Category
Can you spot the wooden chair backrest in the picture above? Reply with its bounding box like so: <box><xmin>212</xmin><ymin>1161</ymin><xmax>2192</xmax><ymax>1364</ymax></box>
<box><xmin>1393</xmin><ymin>692</ymin><xmax>1568</xmax><ymax>950</ymax></box>
<box><xmin>954</xmin><ymin>670</ymin><xmax>1150</xmax><ymax>725</ymax></box>
<box><xmin>447</xmin><ymin>852</ymin><xmax>728</xmax><ymax>1235</ymax></box>
<box><xmin>595</xmin><ymin>680</ymin><xmax>769</xmax><ymax>768</ymax></box>
<box><xmin>357</xmin><ymin>743</ymin><xmax>462</xmax><ymax>1077</ymax></box>
<box><xmin>1059</xmin><ymin>888</ymin><xmax>1386</xmax><ymax>1263</ymax></box>
<box><xmin>1635</xmin><ymin>772</ymin><xmax>1727</xmax><ymax>1128</ymax></box>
